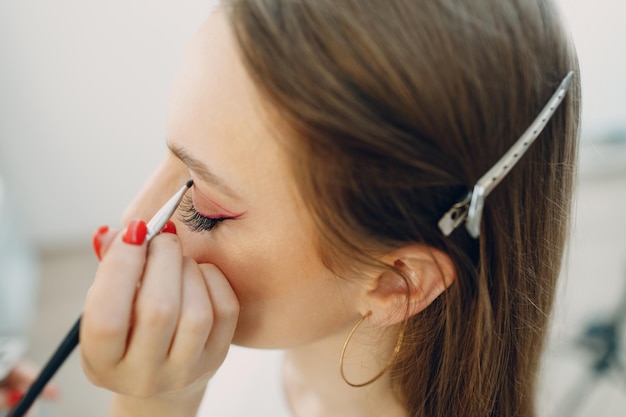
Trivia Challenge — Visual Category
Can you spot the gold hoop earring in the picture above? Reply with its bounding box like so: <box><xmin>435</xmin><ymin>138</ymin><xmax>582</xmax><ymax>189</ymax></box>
<box><xmin>339</xmin><ymin>311</ymin><xmax>405</xmax><ymax>388</ymax></box>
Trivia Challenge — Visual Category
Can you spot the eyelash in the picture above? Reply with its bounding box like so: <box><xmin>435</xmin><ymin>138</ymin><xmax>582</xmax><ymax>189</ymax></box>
<box><xmin>179</xmin><ymin>194</ymin><xmax>229</xmax><ymax>232</ymax></box>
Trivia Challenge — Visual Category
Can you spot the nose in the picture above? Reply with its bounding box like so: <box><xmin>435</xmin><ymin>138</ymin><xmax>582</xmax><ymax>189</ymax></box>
<box><xmin>122</xmin><ymin>155</ymin><xmax>190</xmax><ymax>226</ymax></box>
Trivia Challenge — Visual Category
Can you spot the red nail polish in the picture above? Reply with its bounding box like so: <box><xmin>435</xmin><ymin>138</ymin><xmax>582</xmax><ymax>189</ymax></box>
<box><xmin>161</xmin><ymin>220</ymin><xmax>177</xmax><ymax>234</ymax></box>
<box><xmin>7</xmin><ymin>388</ymin><xmax>23</xmax><ymax>408</ymax></box>
<box><xmin>123</xmin><ymin>220</ymin><xmax>148</xmax><ymax>245</ymax></box>
<box><xmin>92</xmin><ymin>225</ymin><xmax>109</xmax><ymax>261</ymax></box>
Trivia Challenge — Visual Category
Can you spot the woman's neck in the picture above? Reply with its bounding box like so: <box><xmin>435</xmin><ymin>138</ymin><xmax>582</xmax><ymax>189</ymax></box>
<box><xmin>282</xmin><ymin>326</ymin><xmax>407</xmax><ymax>417</ymax></box>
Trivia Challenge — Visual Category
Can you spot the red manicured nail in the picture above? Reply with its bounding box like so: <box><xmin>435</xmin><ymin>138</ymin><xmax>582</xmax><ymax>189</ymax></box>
<box><xmin>92</xmin><ymin>225</ymin><xmax>109</xmax><ymax>261</ymax></box>
<box><xmin>122</xmin><ymin>220</ymin><xmax>147</xmax><ymax>245</ymax></box>
<box><xmin>161</xmin><ymin>220</ymin><xmax>177</xmax><ymax>235</ymax></box>
<box><xmin>7</xmin><ymin>388</ymin><xmax>23</xmax><ymax>408</ymax></box>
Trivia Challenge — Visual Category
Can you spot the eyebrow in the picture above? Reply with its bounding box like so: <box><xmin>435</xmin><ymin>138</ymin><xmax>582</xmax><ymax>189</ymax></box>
<box><xmin>167</xmin><ymin>141</ymin><xmax>240</xmax><ymax>200</ymax></box>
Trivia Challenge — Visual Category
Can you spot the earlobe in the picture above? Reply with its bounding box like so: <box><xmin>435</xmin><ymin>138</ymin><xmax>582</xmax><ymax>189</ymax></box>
<box><xmin>365</xmin><ymin>245</ymin><xmax>456</xmax><ymax>326</ymax></box>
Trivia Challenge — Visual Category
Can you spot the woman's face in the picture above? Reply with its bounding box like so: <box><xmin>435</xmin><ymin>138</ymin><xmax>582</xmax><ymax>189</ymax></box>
<box><xmin>123</xmin><ymin>9</ymin><xmax>368</xmax><ymax>348</ymax></box>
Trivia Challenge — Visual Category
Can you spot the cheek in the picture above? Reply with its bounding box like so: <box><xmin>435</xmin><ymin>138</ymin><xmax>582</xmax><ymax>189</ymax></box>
<box><xmin>175</xmin><ymin>221</ymin><xmax>362</xmax><ymax>347</ymax></box>
<box><xmin>178</xmin><ymin>223</ymin><xmax>325</xmax><ymax>309</ymax></box>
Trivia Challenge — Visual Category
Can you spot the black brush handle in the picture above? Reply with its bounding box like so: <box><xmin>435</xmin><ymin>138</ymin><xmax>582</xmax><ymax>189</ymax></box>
<box><xmin>8</xmin><ymin>316</ymin><xmax>81</xmax><ymax>417</ymax></box>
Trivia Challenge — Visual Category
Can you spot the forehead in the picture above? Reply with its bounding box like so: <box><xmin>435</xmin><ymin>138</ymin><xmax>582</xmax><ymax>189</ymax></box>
<box><xmin>166</xmin><ymin>9</ymin><xmax>299</xmax><ymax>204</ymax></box>
<box><xmin>167</xmin><ymin>9</ymin><xmax>251</xmax><ymax>144</ymax></box>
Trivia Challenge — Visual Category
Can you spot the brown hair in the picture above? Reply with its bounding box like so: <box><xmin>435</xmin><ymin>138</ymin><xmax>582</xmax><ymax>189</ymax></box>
<box><xmin>225</xmin><ymin>1</ymin><xmax>581</xmax><ymax>416</ymax></box>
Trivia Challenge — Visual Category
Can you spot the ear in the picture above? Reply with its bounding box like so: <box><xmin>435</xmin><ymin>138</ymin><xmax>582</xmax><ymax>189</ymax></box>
<box><xmin>363</xmin><ymin>245</ymin><xmax>456</xmax><ymax>326</ymax></box>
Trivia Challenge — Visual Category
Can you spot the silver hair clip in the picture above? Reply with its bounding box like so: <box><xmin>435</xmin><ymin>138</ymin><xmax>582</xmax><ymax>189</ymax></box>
<box><xmin>438</xmin><ymin>71</ymin><xmax>574</xmax><ymax>238</ymax></box>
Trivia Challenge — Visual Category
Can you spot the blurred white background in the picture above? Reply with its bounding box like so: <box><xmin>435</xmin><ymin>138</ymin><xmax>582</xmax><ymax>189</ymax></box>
<box><xmin>0</xmin><ymin>0</ymin><xmax>216</xmax><ymax>247</ymax></box>
<box><xmin>0</xmin><ymin>0</ymin><xmax>624</xmax><ymax>246</ymax></box>
<box><xmin>0</xmin><ymin>1</ymin><xmax>625</xmax><ymax>416</ymax></box>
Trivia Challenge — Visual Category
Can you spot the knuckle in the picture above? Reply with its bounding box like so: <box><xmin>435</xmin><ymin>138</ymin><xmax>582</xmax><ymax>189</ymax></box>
<box><xmin>180</xmin><ymin>311</ymin><xmax>213</xmax><ymax>334</ymax></box>
<box><xmin>84</xmin><ymin>315</ymin><xmax>125</xmax><ymax>340</ymax></box>
<box><xmin>136</xmin><ymin>300</ymin><xmax>178</xmax><ymax>326</ymax></box>
<box><xmin>215</xmin><ymin>298</ymin><xmax>240</xmax><ymax>322</ymax></box>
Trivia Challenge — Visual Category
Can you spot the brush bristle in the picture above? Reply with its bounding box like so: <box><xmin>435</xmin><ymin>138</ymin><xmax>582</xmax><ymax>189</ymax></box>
<box><xmin>186</xmin><ymin>179</ymin><xmax>194</xmax><ymax>188</ymax></box>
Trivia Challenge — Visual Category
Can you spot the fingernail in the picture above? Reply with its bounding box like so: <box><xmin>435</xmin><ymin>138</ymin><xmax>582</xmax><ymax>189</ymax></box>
<box><xmin>92</xmin><ymin>225</ymin><xmax>109</xmax><ymax>261</ymax></box>
<box><xmin>122</xmin><ymin>220</ymin><xmax>148</xmax><ymax>245</ymax></box>
<box><xmin>7</xmin><ymin>388</ymin><xmax>23</xmax><ymax>408</ymax></box>
<box><xmin>161</xmin><ymin>220</ymin><xmax>177</xmax><ymax>234</ymax></box>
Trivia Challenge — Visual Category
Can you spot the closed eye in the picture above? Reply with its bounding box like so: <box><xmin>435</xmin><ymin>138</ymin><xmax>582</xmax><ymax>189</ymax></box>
<box><xmin>179</xmin><ymin>194</ymin><xmax>230</xmax><ymax>232</ymax></box>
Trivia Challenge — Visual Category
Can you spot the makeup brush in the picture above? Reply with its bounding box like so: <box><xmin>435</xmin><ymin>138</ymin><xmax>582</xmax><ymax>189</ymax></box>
<box><xmin>8</xmin><ymin>179</ymin><xmax>193</xmax><ymax>417</ymax></box>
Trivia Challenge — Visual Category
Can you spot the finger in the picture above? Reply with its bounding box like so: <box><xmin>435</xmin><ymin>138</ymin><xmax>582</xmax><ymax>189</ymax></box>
<box><xmin>0</xmin><ymin>389</ymin><xmax>15</xmax><ymax>410</ymax></box>
<box><xmin>168</xmin><ymin>258</ymin><xmax>213</xmax><ymax>366</ymax></box>
<box><xmin>81</xmin><ymin>220</ymin><xmax>149</xmax><ymax>366</ymax></box>
<box><xmin>92</xmin><ymin>226</ymin><xmax>121</xmax><ymax>261</ymax></box>
<box><xmin>3</xmin><ymin>360</ymin><xmax>38</xmax><ymax>386</ymax></box>
<box><xmin>200</xmin><ymin>264</ymin><xmax>239</xmax><ymax>354</ymax></box>
<box><xmin>125</xmin><ymin>232</ymin><xmax>183</xmax><ymax>364</ymax></box>
<box><xmin>0</xmin><ymin>388</ymin><xmax>22</xmax><ymax>410</ymax></box>
<box><xmin>0</xmin><ymin>390</ymin><xmax>11</xmax><ymax>410</ymax></box>
<box><xmin>0</xmin><ymin>364</ymin><xmax>60</xmax><ymax>409</ymax></box>
<box><xmin>2</xmin><ymin>361</ymin><xmax>57</xmax><ymax>399</ymax></box>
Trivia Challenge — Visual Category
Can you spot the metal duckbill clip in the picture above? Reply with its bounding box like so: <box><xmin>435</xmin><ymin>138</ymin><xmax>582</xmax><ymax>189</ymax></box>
<box><xmin>438</xmin><ymin>71</ymin><xmax>574</xmax><ymax>238</ymax></box>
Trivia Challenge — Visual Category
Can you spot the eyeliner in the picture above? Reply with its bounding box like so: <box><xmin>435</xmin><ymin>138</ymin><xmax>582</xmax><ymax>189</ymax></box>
<box><xmin>8</xmin><ymin>179</ymin><xmax>193</xmax><ymax>417</ymax></box>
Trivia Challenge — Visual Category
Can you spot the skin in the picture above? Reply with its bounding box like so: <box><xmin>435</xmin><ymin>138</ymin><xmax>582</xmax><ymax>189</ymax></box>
<box><xmin>0</xmin><ymin>361</ymin><xmax>59</xmax><ymax>415</ymax></box>
<box><xmin>128</xmin><ymin>6</ymin><xmax>369</xmax><ymax>352</ymax></box>
<box><xmin>80</xmin><ymin>8</ymin><xmax>454</xmax><ymax>417</ymax></box>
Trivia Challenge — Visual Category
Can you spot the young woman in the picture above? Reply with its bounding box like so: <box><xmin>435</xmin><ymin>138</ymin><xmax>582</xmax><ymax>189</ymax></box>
<box><xmin>81</xmin><ymin>1</ymin><xmax>581</xmax><ymax>416</ymax></box>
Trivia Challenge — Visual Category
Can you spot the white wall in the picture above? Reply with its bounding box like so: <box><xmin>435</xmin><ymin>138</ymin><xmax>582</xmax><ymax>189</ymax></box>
<box><xmin>0</xmin><ymin>0</ymin><xmax>624</xmax><ymax>249</ymax></box>
<box><xmin>558</xmin><ymin>0</ymin><xmax>626</xmax><ymax>137</ymax></box>
<box><xmin>0</xmin><ymin>0</ymin><xmax>214</xmax><ymax>247</ymax></box>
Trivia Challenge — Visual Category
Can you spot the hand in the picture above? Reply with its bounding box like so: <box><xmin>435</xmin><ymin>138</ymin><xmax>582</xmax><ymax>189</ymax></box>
<box><xmin>81</xmin><ymin>221</ymin><xmax>239</xmax><ymax>415</ymax></box>
<box><xmin>0</xmin><ymin>360</ymin><xmax>59</xmax><ymax>412</ymax></box>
